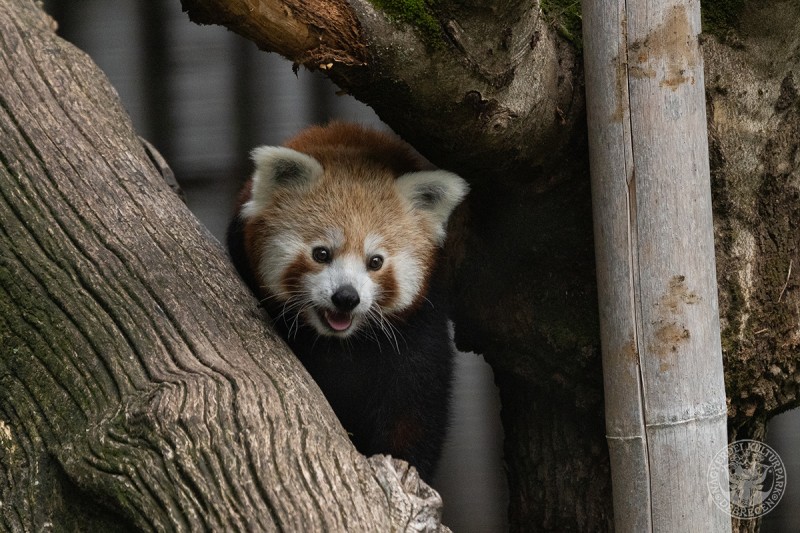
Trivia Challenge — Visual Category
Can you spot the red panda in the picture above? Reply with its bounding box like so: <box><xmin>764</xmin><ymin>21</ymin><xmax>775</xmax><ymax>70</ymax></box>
<box><xmin>226</xmin><ymin>122</ymin><xmax>469</xmax><ymax>480</ymax></box>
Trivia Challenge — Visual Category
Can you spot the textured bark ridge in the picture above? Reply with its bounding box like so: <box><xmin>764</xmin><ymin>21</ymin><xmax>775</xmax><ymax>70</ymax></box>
<box><xmin>0</xmin><ymin>1</ymin><xmax>447</xmax><ymax>530</ymax></box>
<box><xmin>703</xmin><ymin>1</ymin><xmax>800</xmax><ymax>435</ymax></box>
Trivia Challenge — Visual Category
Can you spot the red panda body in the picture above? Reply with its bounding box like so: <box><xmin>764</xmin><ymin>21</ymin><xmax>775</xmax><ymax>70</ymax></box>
<box><xmin>227</xmin><ymin>123</ymin><xmax>468</xmax><ymax>480</ymax></box>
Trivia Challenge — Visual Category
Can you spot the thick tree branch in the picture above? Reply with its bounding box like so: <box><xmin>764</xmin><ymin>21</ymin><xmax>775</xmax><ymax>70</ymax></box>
<box><xmin>181</xmin><ymin>0</ymin><xmax>583</xmax><ymax>179</ymax></box>
<box><xmin>183</xmin><ymin>0</ymin><xmax>367</xmax><ymax>67</ymax></box>
<box><xmin>0</xmin><ymin>1</ymin><xmax>446</xmax><ymax>530</ymax></box>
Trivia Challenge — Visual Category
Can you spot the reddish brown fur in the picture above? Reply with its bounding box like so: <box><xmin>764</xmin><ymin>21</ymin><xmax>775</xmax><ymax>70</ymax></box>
<box><xmin>281</xmin><ymin>255</ymin><xmax>319</xmax><ymax>295</ymax></box>
<box><xmin>238</xmin><ymin>122</ymin><xmax>441</xmax><ymax>313</ymax></box>
<box><xmin>374</xmin><ymin>264</ymin><xmax>399</xmax><ymax>309</ymax></box>
<box><xmin>283</xmin><ymin>122</ymin><xmax>434</xmax><ymax>176</ymax></box>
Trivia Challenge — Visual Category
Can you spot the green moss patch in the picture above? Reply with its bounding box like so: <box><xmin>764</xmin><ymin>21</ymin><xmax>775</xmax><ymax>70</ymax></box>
<box><xmin>369</xmin><ymin>0</ymin><xmax>442</xmax><ymax>42</ymax></box>
<box><xmin>541</xmin><ymin>0</ymin><xmax>583</xmax><ymax>50</ymax></box>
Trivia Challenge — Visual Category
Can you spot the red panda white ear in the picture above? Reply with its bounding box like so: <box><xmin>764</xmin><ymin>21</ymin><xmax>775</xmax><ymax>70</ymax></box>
<box><xmin>241</xmin><ymin>147</ymin><xmax>324</xmax><ymax>219</ymax></box>
<box><xmin>396</xmin><ymin>170</ymin><xmax>469</xmax><ymax>245</ymax></box>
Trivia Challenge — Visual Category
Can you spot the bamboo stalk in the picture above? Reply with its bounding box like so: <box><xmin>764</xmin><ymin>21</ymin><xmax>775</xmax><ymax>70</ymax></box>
<box><xmin>582</xmin><ymin>0</ymin><xmax>731</xmax><ymax>530</ymax></box>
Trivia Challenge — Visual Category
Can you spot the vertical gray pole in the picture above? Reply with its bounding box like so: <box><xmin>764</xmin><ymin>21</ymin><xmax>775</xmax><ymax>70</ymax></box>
<box><xmin>582</xmin><ymin>0</ymin><xmax>732</xmax><ymax>530</ymax></box>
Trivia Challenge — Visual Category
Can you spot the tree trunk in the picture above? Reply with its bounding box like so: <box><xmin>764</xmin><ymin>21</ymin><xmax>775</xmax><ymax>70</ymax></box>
<box><xmin>703</xmin><ymin>1</ymin><xmax>800</xmax><ymax>437</ymax></box>
<box><xmin>703</xmin><ymin>5</ymin><xmax>800</xmax><ymax>529</ymax></box>
<box><xmin>0</xmin><ymin>1</ymin><xmax>447</xmax><ymax>530</ymax></box>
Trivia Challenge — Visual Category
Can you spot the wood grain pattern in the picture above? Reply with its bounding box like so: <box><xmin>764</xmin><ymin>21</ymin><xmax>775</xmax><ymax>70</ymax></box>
<box><xmin>0</xmin><ymin>1</ymin><xmax>446</xmax><ymax>530</ymax></box>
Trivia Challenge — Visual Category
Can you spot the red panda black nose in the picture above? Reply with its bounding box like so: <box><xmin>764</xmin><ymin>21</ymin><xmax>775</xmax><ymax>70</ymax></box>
<box><xmin>331</xmin><ymin>285</ymin><xmax>360</xmax><ymax>312</ymax></box>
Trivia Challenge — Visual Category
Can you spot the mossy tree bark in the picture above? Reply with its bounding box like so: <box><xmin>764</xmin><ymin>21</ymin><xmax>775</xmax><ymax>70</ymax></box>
<box><xmin>0</xmin><ymin>1</ymin><xmax>448</xmax><ymax>530</ymax></box>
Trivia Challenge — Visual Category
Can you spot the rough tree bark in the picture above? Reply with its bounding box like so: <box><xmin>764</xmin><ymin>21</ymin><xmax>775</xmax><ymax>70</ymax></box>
<box><xmin>0</xmin><ymin>1</ymin><xmax>448</xmax><ymax>530</ymax></box>
<box><xmin>178</xmin><ymin>0</ymin><xmax>800</xmax><ymax>531</ymax></box>
<box><xmin>702</xmin><ymin>7</ymin><xmax>800</xmax><ymax>529</ymax></box>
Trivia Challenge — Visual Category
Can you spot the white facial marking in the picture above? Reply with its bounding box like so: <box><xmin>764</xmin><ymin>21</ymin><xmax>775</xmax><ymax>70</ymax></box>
<box><xmin>303</xmin><ymin>252</ymin><xmax>377</xmax><ymax>337</ymax></box>
<box><xmin>242</xmin><ymin>147</ymin><xmax>324</xmax><ymax>219</ymax></box>
<box><xmin>319</xmin><ymin>254</ymin><xmax>374</xmax><ymax>311</ymax></box>
<box><xmin>320</xmin><ymin>227</ymin><xmax>345</xmax><ymax>251</ymax></box>
<box><xmin>364</xmin><ymin>233</ymin><xmax>384</xmax><ymax>255</ymax></box>
<box><xmin>265</xmin><ymin>228</ymin><xmax>426</xmax><ymax>337</ymax></box>
<box><xmin>388</xmin><ymin>248</ymin><xmax>424</xmax><ymax>312</ymax></box>
<box><xmin>260</xmin><ymin>231</ymin><xmax>305</xmax><ymax>293</ymax></box>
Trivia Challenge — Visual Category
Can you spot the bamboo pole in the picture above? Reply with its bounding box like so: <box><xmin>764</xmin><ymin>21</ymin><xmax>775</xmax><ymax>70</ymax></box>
<box><xmin>582</xmin><ymin>0</ymin><xmax>731</xmax><ymax>530</ymax></box>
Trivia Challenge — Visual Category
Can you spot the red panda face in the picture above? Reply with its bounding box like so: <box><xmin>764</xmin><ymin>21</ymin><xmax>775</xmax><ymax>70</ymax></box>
<box><xmin>239</xmin><ymin>142</ymin><xmax>468</xmax><ymax>340</ymax></box>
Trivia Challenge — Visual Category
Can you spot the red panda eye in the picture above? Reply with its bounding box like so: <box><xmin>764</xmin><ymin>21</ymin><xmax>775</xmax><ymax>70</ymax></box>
<box><xmin>367</xmin><ymin>255</ymin><xmax>384</xmax><ymax>271</ymax></box>
<box><xmin>312</xmin><ymin>247</ymin><xmax>331</xmax><ymax>263</ymax></box>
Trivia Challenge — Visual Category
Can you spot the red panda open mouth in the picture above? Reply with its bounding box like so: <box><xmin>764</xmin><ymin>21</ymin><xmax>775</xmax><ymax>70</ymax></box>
<box><xmin>322</xmin><ymin>310</ymin><xmax>353</xmax><ymax>332</ymax></box>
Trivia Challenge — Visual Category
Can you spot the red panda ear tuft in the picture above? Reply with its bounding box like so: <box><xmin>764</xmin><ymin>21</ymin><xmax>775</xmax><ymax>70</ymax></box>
<box><xmin>241</xmin><ymin>147</ymin><xmax>324</xmax><ymax>219</ymax></box>
<box><xmin>396</xmin><ymin>170</ymin><xmax>469</xmax><ymax>245</ymax></box>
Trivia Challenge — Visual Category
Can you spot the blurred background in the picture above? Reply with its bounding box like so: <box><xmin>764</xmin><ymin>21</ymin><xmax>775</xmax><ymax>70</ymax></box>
<box><xmin>41</xmin><ymin>1</ymin><xmax>798</xmax><ymax>531</ymax></box>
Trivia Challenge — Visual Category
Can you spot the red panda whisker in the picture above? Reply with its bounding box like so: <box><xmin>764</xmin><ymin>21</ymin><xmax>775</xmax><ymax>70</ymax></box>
<box><xmin>382</xmin><ymin>313</ymin><xmax>408</xmax><ymax>352</ymax></box>
<box><xmin>256</xmin><ymin>290</ymin><xmax>305</xmax><ymax>309</ymax></box>
<box><xmin>287</xmin><ymin>308</ymin><xmax>304</xmax><ymax>339</ymax></box>
<box><xmin>359</xmin><ymin>316</ymin><xmax>386</xmax><ymax>354</ymax></box>
<box><xmin>276</xmin><ymin>308</ymin><xmax>298</xmax><ymax>336</ymax></box>
<box><xmin>276</xmin><ymin>302</ymin><xmax>304</xmax><ymax>325</ymax></box>
<box><xmin>278</xmin><ymin>297</ymin><xmax>310</xmax><ymax>314</ymax></box>
<box><xmin>366</xmin><ymin>307</ymin><xmax>404</xmax><ymax>353</ymax></box>
<box><xmin>275</xmin><ymin>298</ymin><xmax>315</xmax><ymax>339</ymax></box>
